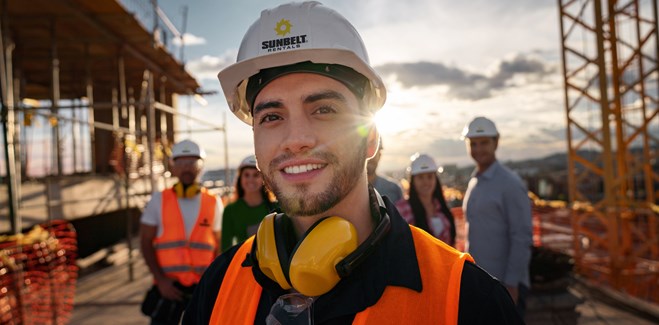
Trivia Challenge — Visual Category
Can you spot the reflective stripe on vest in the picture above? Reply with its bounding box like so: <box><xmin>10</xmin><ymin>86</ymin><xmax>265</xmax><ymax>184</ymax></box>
<box><xmin>209</xmin><ymin>226</ymin><xmax>473</xmax><ymax>324</ymax></box>
<box><xmin>154</xmin><ymin>187</ymin><xmax>218</xmax><ymax>287</ymax></box>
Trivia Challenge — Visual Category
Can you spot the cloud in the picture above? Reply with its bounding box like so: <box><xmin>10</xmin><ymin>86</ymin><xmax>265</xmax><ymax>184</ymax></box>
<box><xmin>171</xmin><ymin>33</ymin><xmax>207</xmax><ymax>46</ymax></box>
<box><xmin>375</xmin><ymin>53</ymin><xmax>553</xmax><ymax>100</ymax></box>
<box><xmin>427</xmin><ymin>137</ymin><xmax>468</xmax><ymax>160</ymax></box>
<box><xmin>185</xmin><ymin>50</ymin><xmax>237</xmax><ymax>80</ymax></box>
<box><xmin>538</xmin><ymin>126</ymin><xmax>567</xmax><ymax>142</ymax></box>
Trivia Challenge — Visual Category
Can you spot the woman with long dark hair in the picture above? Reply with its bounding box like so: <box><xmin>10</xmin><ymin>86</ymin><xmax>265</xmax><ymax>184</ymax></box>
<box><xmin>395</xmin><ymin>153</ymin><xmax>456</xmax><ymax>246</ymax></box>
<box><xmin>221</xmin><ymin>155</ymin><xmax>275</xmax><ymax>252</ymax></box>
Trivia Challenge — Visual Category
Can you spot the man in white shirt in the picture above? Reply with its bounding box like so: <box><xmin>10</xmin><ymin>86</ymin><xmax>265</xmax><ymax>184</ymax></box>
<box><xmin>139</xmin><ymin>139</ymin><xmax>224</xmax><ymax>325</ymax></box>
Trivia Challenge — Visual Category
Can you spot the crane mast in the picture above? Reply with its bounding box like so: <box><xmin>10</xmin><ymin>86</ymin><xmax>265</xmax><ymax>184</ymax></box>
<box><xmin>558</xmin><ymin>0</ymin><xmax>659</xmax><ymax>304</ymax></box>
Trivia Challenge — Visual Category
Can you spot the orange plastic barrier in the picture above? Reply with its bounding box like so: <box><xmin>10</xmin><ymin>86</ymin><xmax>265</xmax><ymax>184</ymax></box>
<box><xmin>0</xmin><ymin>220</ymin><xmax>78</xmax><ymax>325</ymax></box>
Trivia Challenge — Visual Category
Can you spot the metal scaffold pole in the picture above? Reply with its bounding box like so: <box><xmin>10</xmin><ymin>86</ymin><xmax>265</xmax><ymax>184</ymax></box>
<box><xmin>0</xmin><ymin>5</ymin><xmax>20</xmax><ymax>234</ymax></box>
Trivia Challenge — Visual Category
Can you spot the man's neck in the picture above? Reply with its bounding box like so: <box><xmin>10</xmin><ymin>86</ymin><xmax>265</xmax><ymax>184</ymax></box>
<box><xmin>476</xmin><ymin>160</ymin><xmax>496</xmax><ymax>175</ymax></box>
<box><xmin>180</xmin><ymin>182</ymin><xmax>196</xmax><ymax>189</ymax></box>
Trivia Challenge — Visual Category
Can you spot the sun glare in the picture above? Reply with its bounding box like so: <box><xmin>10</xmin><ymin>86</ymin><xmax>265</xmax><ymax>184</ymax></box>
<box><xmin>373</xmin><ymin>106</ymin><xmax>413</xmax><ymax>136</ymax></box>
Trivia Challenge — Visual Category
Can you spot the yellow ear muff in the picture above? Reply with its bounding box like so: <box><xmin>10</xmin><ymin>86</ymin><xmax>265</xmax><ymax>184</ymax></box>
<box><xmin>173</xmin><ymin>183</ymin><xmax>200</xmax><ymax>198</ymax></box>
<box><xmin>255</xmin><ymin>213</ymin><xmax>292</xmax><ymax>290</ymax></box>
<box><xmin>289</xmin><ymin>216</ymin><xmax>358</xmax><ymax>297</ymax></box>
<box><xmin>185</xmin><ymin>184</ymin><xmax>199</xmax><ymax>198</ymax></box>
<box><xmin>173</xmin><ymin>182</ymin><xmax>184</xmax><ymax>197</ymax></box>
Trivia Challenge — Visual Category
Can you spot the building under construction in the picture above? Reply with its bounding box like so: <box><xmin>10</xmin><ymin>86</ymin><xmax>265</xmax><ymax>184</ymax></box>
<box><xmin>0</xmin><ymin>0</ymin><xmax>228</xmax><ymax>233</ymax></box>
<box><xmin>0</xmin><ymin>1</ymin><xmax>227</xmax><ymax>322</ymax></box>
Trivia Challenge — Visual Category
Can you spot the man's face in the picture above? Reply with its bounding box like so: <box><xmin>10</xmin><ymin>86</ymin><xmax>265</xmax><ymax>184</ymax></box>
<box><xmin>252</xmin><ymin>73</ymin><xmax>371</xmax><ymax>217</ymax></box>
<box><xmin>466</xmin><ymin>136</ymin><xmax>498</xmax><ymax>169</ymax></box>
<box><xmin>171</xmin><ymin>156</ymin><xmax>203</xmax><ymax>186</ymax></box>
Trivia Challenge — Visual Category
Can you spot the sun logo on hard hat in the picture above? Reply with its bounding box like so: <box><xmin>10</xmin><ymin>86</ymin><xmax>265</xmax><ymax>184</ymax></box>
<box><xmin>274</xmin><ymin>19</ymin><xmax>292</xmax><ymax>36</ymax></box>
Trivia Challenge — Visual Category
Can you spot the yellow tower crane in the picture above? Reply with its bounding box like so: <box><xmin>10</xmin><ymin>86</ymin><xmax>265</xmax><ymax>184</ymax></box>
<box><xmin>558</xmin><ymin>0</ymin><xmax>659</xmax><ymax>305</ymax></box>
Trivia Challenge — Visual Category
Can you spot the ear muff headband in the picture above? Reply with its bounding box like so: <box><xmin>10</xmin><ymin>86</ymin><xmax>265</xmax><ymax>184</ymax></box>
<box><xmin>173</xmin><ymin>183</ymin><xmax>200</xmax><ymax>198</ymax></box>
<box><xmin>335</xmin><ymin>192</ymin><xmax>391</xmax><ymax>277</ymax></box>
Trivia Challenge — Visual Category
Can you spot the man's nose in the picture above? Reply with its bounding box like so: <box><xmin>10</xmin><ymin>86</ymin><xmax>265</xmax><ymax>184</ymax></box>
<box><xmin>281</xmin><ymin>116</ymin><xmax>316</xmax><ymax>154</ymax></box>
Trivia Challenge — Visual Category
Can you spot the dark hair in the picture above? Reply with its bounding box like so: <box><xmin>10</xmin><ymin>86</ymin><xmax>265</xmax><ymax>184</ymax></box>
<box><xmin>408</xmin><ymin>174</ymin><xmax>456</xmax><ymax>246</ymax></box>
<box><xmin>235</xmin><ymin>167</ymin><xmax>274</xmax><ymax>211</ymax></box>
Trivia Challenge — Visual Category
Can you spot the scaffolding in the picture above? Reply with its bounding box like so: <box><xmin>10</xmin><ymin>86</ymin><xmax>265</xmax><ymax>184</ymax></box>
<box><xmin>1</xmin><ymin>0</ymin><xmax>229</xmax><ymax>236</ymax></box>
<box><xmin>558</xmin><ymin>0</ymin><xmax>659</xmax><ymax>304</ymax></box>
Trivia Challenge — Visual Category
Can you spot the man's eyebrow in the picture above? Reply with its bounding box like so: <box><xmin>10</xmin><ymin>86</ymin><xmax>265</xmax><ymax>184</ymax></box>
<box><xmin>253</xmin><ymin>100</ymin><xmax>282</xmax><ymax>116</ymax></box>
<box><xmin>304</xmin><ymin>90</ymin><xmax>347</xmax><ymax>104</ymax></box>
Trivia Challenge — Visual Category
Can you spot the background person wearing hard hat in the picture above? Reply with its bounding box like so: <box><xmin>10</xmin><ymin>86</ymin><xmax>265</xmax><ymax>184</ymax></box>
<box><xmin>221</xmin><ymin>154</ymin><xmax>277</xmax><ymax>252</ymax></box>
<box><xmin>367</xmin><ymin>139</ymin><xmax>404</xmax><ymax>203</ymax></box>
<box><xmin>183</xmin><ymin>2</ymin><xmax>522</xmax><ymax>324</ymax></box>
<box><xmin>461</xmin><ymin>116</ymin><xmax>533</xmax><ymax>319</ymax></box>
<box><xmin>395</xmin><ymin>153</ymin><xmax>457</xmax><ymax>247</ymax></box>
<box><xmin>139</xmin><ymin>139</ymin><xmax>224</xmax><ymax>325</ymax></box>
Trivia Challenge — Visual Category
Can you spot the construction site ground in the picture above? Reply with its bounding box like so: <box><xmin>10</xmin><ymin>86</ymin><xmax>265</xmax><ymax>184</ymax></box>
<box><xmin>68</xmin><ymin>240</ymin><xmax>658</xmax><ymax>325</ymax></box>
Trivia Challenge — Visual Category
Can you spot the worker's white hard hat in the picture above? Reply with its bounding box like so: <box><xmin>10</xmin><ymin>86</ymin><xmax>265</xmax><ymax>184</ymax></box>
<box><xmin>171</xmin><ymin>139</ymin><xmax>206</xmax><ymax>159</ymax></box>
<box><xmin>238</xmin><ymin>154</ymin><xmax>258</xmax><ymax>170</ymax></box>
<box><xmin>408</xmin><ymin>153</ymin><xmax>439</xmax><ymax>176</ymax></box>
<box><xmin>218</xmin><ymin>1</ymin><xmax>386</xmax><ymax>125</ymax></box>
<box><xmin>461</xmin><ymin>116</ymin><xmax>499</xmax><ymax>139</ymax></box>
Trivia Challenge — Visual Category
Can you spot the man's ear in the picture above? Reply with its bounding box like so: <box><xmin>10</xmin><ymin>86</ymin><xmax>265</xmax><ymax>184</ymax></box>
<box><xmin>366</xmin><ymin>126</ymin><xmax>380</xmax><ymax>160</ymax></box>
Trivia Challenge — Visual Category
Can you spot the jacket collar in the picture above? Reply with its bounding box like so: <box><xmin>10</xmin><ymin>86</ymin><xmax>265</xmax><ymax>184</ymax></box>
<box><xmin>471</xmin><ymin>160</ymin><xmax>500</xmax><ymax>179</ymax></box>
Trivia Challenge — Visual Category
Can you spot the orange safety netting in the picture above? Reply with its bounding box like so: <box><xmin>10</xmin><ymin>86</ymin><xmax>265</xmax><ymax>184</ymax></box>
<box><xmin>0</xmin><ymin>220</ymin><xmax>78</xmax><ymax>325</ymax></box>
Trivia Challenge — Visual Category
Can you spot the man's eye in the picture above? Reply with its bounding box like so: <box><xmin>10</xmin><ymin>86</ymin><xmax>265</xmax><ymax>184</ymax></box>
<box><xmin>314</xmin><ymin>105</ymin><xmax>336</xmax><ymax>115</ymax></box>
<box><xmin>258</xmin><ymin>114</ymin><xmax>281</xmax><ymax>124</ymax></box>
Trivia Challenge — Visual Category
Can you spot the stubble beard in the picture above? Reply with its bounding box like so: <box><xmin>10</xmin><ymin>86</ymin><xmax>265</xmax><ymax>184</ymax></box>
<box><xmin>263</xmin><ymin>146</ymin><xmax>367</xmax><ymax>217</ymax></box>
<box><xmin>179</xmin><ymin>172</ymin><xmax>197</xmax><ymax>186</ymax></box>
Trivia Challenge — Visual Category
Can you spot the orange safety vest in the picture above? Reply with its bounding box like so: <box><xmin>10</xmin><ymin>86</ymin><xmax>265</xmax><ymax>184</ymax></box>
<box><xmin>154</xmin><ymin>187</ymin><xmax>218</xmax><ymax>287</ymax></box>
<box><xmin>210</xmin><ymin>226</ymin><xmax>474</xmax><ymax>324</ymax></box>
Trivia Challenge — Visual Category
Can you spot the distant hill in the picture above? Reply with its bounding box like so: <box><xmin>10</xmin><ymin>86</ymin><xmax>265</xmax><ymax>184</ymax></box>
<box><xmin>201</xmin><ymin>169</ymin><xmax>237</xmax><ymax>187</ymax></box>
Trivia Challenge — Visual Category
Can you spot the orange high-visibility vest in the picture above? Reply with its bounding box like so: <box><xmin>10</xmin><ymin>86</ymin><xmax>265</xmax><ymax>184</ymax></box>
<box><xmin>154</xmin><ymin>187</ymin><xmax>218</xmax><ymax>287</ymax></box>
<box><xmin>210</xmin><ymin>226</ymin><xmax>474</xmax><ymax>324</ymax></box>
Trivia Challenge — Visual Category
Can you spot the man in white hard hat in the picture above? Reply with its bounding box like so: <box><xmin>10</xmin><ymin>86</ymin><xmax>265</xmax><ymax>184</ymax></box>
<box><xmin>184</xmin><ymin>3</ymin><xmax>521</xmax><ymax>324</ymax></box>
<box><xmin>461</xmin><ymin>116</ymin><xmax>533</xmax><ymax>318</ymax></box>
<box><xmin>139</xmin><ymin>139</ymin><xmax>224</xmax><ymax>325</ymax></box>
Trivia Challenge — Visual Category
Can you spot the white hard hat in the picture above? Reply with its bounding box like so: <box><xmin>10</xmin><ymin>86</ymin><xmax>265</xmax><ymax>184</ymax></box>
<box><xmin>238</xmin><ymin>154</ymin><xmax>258</xmax><ymax>170</ymax></box>
<box><xmin>461</xmin><ymin>116</ymin><xmax>499</xmax><ymax>139</ymax></box>
<box><xmin>408</xmin><ymin>153</ymin><xmax>439</xmax><ymax>176</ymax></box>
<box><xmin>218</xmin><ymin>1</ymin><xmax>386</xmax><ymax>125</ymax></box>
<box><xmin>171</xmin><ymin>139</ymin><xmax>206</xmax><ymax>159</ymax></box>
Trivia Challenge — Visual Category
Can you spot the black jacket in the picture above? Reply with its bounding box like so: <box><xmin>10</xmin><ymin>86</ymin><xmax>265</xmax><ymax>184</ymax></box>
<box><xmin>183</xmin><ymin>197</ymin><xmax>523</xmax><ymax>324</ymax></box>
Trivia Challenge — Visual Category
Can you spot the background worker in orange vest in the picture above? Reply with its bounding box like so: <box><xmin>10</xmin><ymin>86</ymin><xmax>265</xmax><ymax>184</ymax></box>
<box><xmin>183</xmin><ymin>2</ymin><xmax>522</xmax><ymax>324</ymax></box>
<box><xmin>140</xmin><ymin>139</ymin><xmax>224</xmax><ymax>325</ymax></box>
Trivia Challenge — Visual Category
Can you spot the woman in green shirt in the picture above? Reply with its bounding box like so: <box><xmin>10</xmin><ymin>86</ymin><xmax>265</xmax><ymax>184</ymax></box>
<box><xmin>221</xmin><ymin>155</ymin><xmax>275</xmax><ymax>252</ymax></box>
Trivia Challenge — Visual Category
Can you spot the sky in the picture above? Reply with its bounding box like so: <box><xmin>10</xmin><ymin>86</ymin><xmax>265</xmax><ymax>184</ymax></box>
<box><xmin>151</xmin><ymin>0</ymin><xmax>566</xmax><ymax>173</ymax></box>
